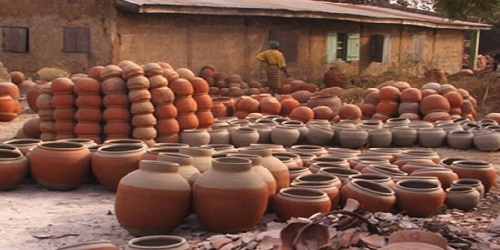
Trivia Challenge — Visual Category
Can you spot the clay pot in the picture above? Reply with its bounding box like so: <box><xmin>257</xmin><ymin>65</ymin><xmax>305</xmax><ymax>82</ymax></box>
<box><xmin>289</xmin><ymin>107</ymin><xmax>314</xmax><ymax>123</ymax></box>
<box><xmin>0</xmin><ymin>95</ymin><xmax>19</xmax><ymax>121</ymax></box>
<box><xmin>473</xmin><ymin>131</ymin><xmax>500</xmax><ymax>152</ymax></box>
<box><xmin>273</xmin><ymin>187</ymin><xmax>331</xmax><ymax>222</ymax></box>
<box><xmin>400</xmin><ymin>87</ymin><xmax>422</xmax><ymax>103</ymax></box>
<box><xmin>235</xmin><ymin>96</ymin><xmax>259</xmax><ymax>113</ymax></box>
<box><xmin>154</xmin><ymin>103</ymin><xmax>177</xmax><ymax>119</ymax></box>
<box><xmin>102</xmin><ymin>77</ymin><xmax>126</xmax><ymax>94</ymax></box>
<box><xmin>57</xmin><ymin>240</ymin><xmax>119</xmax><ymax>250</ymax></box>
<box><xmin>418</xmin><ymin>127</ymin><xmax>447</xmax><ymax>148</ymax></box>
<box><xmin>393</xmin><ymin>179</ymin><xmax>445</xmax><ymax>217</ymax></box>
<box><xmin>174</xmin><ymin>96</ymin><xmax>197</xmax><ymax>113</ymax></box>
<box><xmin>50</xmin><ymin>78</ymin><xmax>74</xmax><ymax>94</ymax></box>
<box><xmin>180</xmin><ymin>129</ymin><xmax>210</xmax><ymax>147</ymax></box>
<box><xmin>156</xmin><ymin>118</ymin><xmax>180</xmax><ymax>135</ymax></box>
<box><xmin>340</xmin><ymin>179</ymin><xmax>396</xmax><ymax>212</ymax></box>
<box><xmin>448</xmin><ymin>160</ymin><xmax>496</xmax><ymax>193</ymax></box>
<box><xmin>339</xmin><ymin>128</ymin><xmax>368</xmax><ymax>149</ymax></box>
<box><xmin>280</xmin><ymin>98</ymin><xmax>301</xmax><ymax>116</ymax></box>
<box><xmin>178</xmin><ymin>147</ymin><xmax>213</xmax><ymax>173</ymax></box>
<box><xmin>451</xmin><ymin>178</ymin><xmax>485</xmax><ymax>199</ymax></box>
<box><xmin>420</xmin><ymin>94</ymin><xmax>450</xmax><ymax>115</ymax></box>
<box><xmin>306</xmin><ymin>94</ymin><xmax>342</xmax><ymax>113</ymax></box>
<box><xmin>28</xmin><ymin>141</ymin><xmax>91</xmax><ymax>190</ymax></box>
<box><xmin>196</xmin><ymin>110</ymin><xmax>214</xmax><ymax>129</ymax></box>
<box><xmin>411</xmin><ymin>168</ymin><xmax>458</xmax><ymax>189</ymax></box>
<box><xmin>115</xmin><ymin>160</ymin><xmax>191</xmax><ymax>236</ymax></box>
<box><xmin>177</xmin><ymin>113</ymin><xmax>199</xmax><ymax>130</ymax></box>
<box><xmin>74</xmin><ymin>77</ymin><xmax>101</xmax><ymax>95</ymax></box>
<box><xmin>290</xmin><ymin>180</ymin><xmax>340</xmax><ymax>210</ymax></box>
<box><xmin>193</xmin><ymin>157</ymin><xmax>268</xmax><ymax>232</ymax></box>
<box><xmin>306</xmin><ymin>125</ymin><xmax>334</xmax><ymax>146</ymax></box>
<box><xmin>319</xmin><ymin>167</ymin><xmax>361</xmax><ymax>183</ymax></box>
<box><xmin>211</xmin><ymin>101</ymin><xmax>227</xmax><ymax>118</ymax></box>
<box><xmin>3</xmin><ymin>138</ymin><xmax>42</xmax><ymax>155</ymax></box>
<box><xmin>397</xmin><ymin>102</ymin><xmax>420</xmax><ymax>115</ymax></box>
<box><xmin>169</xmin><ymin>78</ymin><xmax>194</xmax><ymax>97</ymax></box>
<box><xmin>445</xmin><ymin>186</ymin><xmax>480</xmax><ymax>211</ymax></box>
<box><xmin>282</xmin><ymin>121</ymin><xmax>309</xmax><ymax>144</ymax></box>
<box><xmin>0</xmin><ymin>149</ymin><xmax>28</xmax><ymax>190</ymax></box>
<box><xmin>270</xmin><ymin>125</ymin><xmax>300</xmax><ymax>147</ymax></box>
<box><xmin>338</xmin><ymin>104</ymin><xmax>362</xmax><ymax>120</ymax></box>
<box><xmin>446</xmin><ymin>130</ymin><xmax>473</xmax><ymax>149</ymax></box>
<box><xmin>231</xmin><ymin>127</ymin><xmax>260</xmax><ymax>148</ymax></box>
<box><xmin>237</xmin><ymin>147</ymin><xmax>290</xmax><ymax>191</ymax></box>
<box><xmin>378</xmin><ymin>86</ymin><xmax>400</xmax><ymax>101</ymax></box>
<box><xmin>157</xmin><ymin>153</ymin><xmax>200</xmax><ymax>186</ymax></box>
<box><xmin>207</xmin><ymin>128</ymin><xmax>230</xmax><ymax>144</ymax></box>
<box><xmin>126</xmin><ymin>235</ymin><xmax>190</xmax><ymax>250</ymax></box>
<box><xmin>92</xmin><ymin>144</ymin><xmax>148</xmax><ymax>191</ymax></box>
<box><xmin>323</xmin><ymin>66</ymin><xmax>347</xmax><ymax>88</ymax></box>
<box><xmin>367</xmin><ymin>128</ymin><xmax>392</xmax><ymax>148</ymax></box>
<box><xmin>390</xmin><ymin>127</ymin><xmax>417</xmax><ymax>147</ymax></box>
<box><xmin>26</xmin><ymin>82</ymin><xmax>45</xmax><ymax>111</ymax></box>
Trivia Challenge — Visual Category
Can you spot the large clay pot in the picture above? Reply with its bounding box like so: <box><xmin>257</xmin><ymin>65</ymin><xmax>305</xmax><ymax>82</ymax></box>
<box><xmin>208</xmin><ymin>128</ymin><xmax>231</xmax><ymax>144</ymax></box>
<box><xmin>237</xmin><ymin>147</ymin><xmax>290</xmax><ymax>191</ymax></box>
<box><xmin>193</xmin><ymin>157</ymin><xmax>268</xmax><ymax>232</ymax></box>
<box><xmin>126</xmin><ymin>235</ymin><xmax>190</xmax><ymax>250</ymax></box>
<box><xmin>451</xmin><ymin>178</ymin><xmax>485</xmax><ymax>199</ymax></box>
<box><xmin>178</xmin><ymin>147</ymin><xmax>213</xmax><ymax>173</ymax></box>
<box><xmin>180</xmin><ymin>129</ymin><xmax>210</xmax><ymax>147</ymax></box>
<box><xmin>92</xmin><ymin>144</ymin><xmax>148</xmax><ymax>191</ymax></box>
<box><xmin>273</xmin><ymin>187</ymin><xmax>331</xmax><ymax>222</ymax></box>
<box><xmin>230</xmin><ymin>127</ymin><xmax>260</xmax><ymax>148</ymax></box>
<box><xmin>290</xmin><ymin>180</ymin><xmax>340</xmax><ymax>210</ymax></box>
<box><xmin>473</xmin><ymin>130</ymin><xmax>500</xmax><ymax>152</ymax></box>
<box><xmin>418</xmin><ymin>127</ymin><xmax>447</xmax><ymax>148</ymax></box>
<box><xmin>340</xmin><ymin>179</ymin><xmax>396</xmax><ymax>212</ymax></box>
<box><xmin>3</xmin><ymin>138</ymin><xmax>42</xmax><ymax>155</ymax></box>
<box><xmin>307</xmin><ymin>125</ymin><xmax>334</xmax><ymax>146</ymax></box>
<box><xmin>445</xmin><ymin>186</ymin><xmax>480</xmax><ymax>211</ymax></box>
<box><xmin>339</xmin><ymin>128</ymin><xmax>368</xmax><ymax>149</ymax></box>
<box><xmin>0</xmin><ymin>149</ymin><xmax>28</xmax><ymax>190</ymax></box>
<box><xmin>318</xmin><ymin>167</ymin><xmax>361</xmax><ymax>183</ymax></box>
<box><xmin>448</xmin><ymin>160</ymin><xmax>496</xmax><ymax>193</ymax></box>
<box><xmin>307</xmin><ymin>94</ymin><xmax>342</xmax><ymax>113</ymax></box>
<box><xmin>367</xmin><ymin>128</ymin><xmax>392</xmax><ymax>148</ymax></box>
<box><xmin>348</xmin><ymin>173</ymin><xmax>394</xmax><ymax>188</ymax></box>
<box><xmin>115</xmin><ymin>160</ymin><xmax>191</xmax><ymax>236</ymax></box>
<box><xmin>28</xmin><ymin>141</ymin><xmax>91</xmax><ymax>190</ymax></box>
<box><xmin>420</xmin><ymin>94</ymin><xmax>450</xmax><ymax>115</ymax></box>
<box><xmin>270</xmin><ymin>125</ymin><xmax>300</xmax><ymax>147</ymax></box>
<box><xmin>393</xmin><ymin>179</ymin><xmax>445</xmax><ymax>217</ymax></box>
<box><xmin>391</xmin><ymin>127</ymin><xmax>418</xmax><ymax>147</ymax></box>
<box><xmin>410</xmin><ymin>168</ymin><xmax>459</xmax><ymax>189</ymax></box>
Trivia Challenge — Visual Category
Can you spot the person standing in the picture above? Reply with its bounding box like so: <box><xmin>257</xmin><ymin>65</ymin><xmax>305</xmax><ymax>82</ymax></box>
<box><xmin>256</xmin><ymin>40</ymin><xmax>289</xmax><ymax>94</ymax></box>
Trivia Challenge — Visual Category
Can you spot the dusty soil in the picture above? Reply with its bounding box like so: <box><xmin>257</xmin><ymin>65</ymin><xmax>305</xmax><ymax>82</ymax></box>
<box><xmin>0</xmin><ymin>98</ymin><xmax>499</xmax><ymax>249</ymax></box>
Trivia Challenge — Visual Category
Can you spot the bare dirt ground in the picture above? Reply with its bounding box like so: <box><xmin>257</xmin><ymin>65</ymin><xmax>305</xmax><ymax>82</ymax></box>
<box><xmin>0</xmin><ymin>99</ymin><xmax>499</xmax><ymax>249</ymax></box>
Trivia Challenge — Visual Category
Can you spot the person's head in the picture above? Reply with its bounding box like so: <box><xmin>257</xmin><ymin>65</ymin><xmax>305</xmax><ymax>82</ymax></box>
<box><xmin>269</xmin><ymin>40</ymin><xmax>279</xmax><ymax>49</ymax></box>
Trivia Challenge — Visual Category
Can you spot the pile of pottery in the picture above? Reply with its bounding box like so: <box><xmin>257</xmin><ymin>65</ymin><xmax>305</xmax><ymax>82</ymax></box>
<box><xmin>23</xmin><ymin>61</ymin><xmax>215</xmax><ymax>146</ymax></box>
<box><xmin>0</xmin><ymin>137</ymin><xmax>496</xmax><ymax>237</ymax></box>
<box><xmin>199</xmin><ymin>65</ymin><xmax>270</xmax><ymax>97</ymax></box>
<box><xmin>359</xmin><ymin>80</ymin><xmax>479</xmax><ymax>122</ymax></box>
<box><xmin>0</xmin><ymin>81</ymin><xmax>22</xmax><ymax>122</ymax></box>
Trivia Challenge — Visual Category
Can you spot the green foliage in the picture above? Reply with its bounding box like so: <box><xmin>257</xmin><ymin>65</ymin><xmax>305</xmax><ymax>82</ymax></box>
<box><xmin>434</xmin><ymin>0</ymin><xmax>500</xmax><ymax>23</ymax></box>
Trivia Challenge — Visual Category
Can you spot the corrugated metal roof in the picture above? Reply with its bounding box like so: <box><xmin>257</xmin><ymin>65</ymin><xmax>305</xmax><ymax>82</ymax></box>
<box><xmin>116</xmin><ymin>0</ymin><xmax>491</xmax><ymax>30</ymax></box>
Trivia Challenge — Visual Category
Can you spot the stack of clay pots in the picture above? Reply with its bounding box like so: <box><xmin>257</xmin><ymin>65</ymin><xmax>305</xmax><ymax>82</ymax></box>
<box><xmin>37</xmin><ymin>83</ymin><xmax>56</xmax><ymax>141</ymax></box>
<box><xmin>373</xmin><ymin>86</ymin><xmax>400</xmax><ymax>122</ymax></box>
<box><xmin>121</xmin><ymin>61</ymin><xmax>157</xmax><ymax>147</ymax></box>
<box><xmin>73</xmin><ymin>77</ymin><xmax>103</xmax><ymax>143</ymax></box>
<box><xmin>101</xmin><ymin>65</ymin><xmax>131</xmax><ymax>140</ymax></box>
<box><xmin>0</xmin><ymin>81</ymin><xmax>21</xmax><ymax>122</ymax></box>
<box><xmin>51</xmin><ymin>78</ymin><xmax>76</xmax><ymax>140</ymax></box>
<box><xmin>145</xmin><ymin>63</ymin><xmax>179</xmax><ymax>143</ymax></box>
<box><xmin>192</xmin><ymin>77</ymin><xmax>214</xmax><ymax>128</ymax></box>
<box><xmin>398</xmin><ymin>87</ymin><xmax>422</xmax><ymax>120</ymax></box>
<box><xmin>170</xmin><ymin>68</ymin><xmax>199</xmax><ymax>130</ymax></box>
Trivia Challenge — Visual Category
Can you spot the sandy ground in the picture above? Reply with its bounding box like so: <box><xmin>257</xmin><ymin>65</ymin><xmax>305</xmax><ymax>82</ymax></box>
<box><xmin>0</xmin><ymin>99</ymin><xmax>499</xmax><ymax>249</ymax></box>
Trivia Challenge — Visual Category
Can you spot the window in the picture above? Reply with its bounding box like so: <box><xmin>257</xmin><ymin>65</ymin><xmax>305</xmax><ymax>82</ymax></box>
<box><xmin>269</xmin><ymin>30</ymin><xmax>299</xmax><ymax>64</ymax></box>
<box><xmin>63</xmin><ymin>27</ymin><xmax>90</xmax><ymax>53</ymax></box>
<box><xmin>370</xmin><ymin>34</ymin><xmax>391</xmax><ymax>63</ymax></box>
<box><xmin>326</xmin><ymin>32</ymin><xmax>359</xmax><ymax>63</ymax></box>
<box><xmin>411</xmin><ymin>33</ymin><xmax>426</xmax><ymax>60</ymax></box>
<box><xmin>2</xmin><ymin>27</ymin><xmax>29</xmax><ymax>53</ymax></box>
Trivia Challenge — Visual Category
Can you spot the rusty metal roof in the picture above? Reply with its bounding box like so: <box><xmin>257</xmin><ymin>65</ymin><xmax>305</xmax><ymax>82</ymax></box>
<box><xmin>116</xmin><ymin>0</ymin><xmax>491</xmax><ymax>30</ymax></box>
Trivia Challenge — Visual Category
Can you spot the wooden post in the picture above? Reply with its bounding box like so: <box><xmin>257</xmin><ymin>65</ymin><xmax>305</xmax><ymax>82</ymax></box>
<box><xmin>469</xmin><ymin>30</ymin><xmax>480</xmax><ymax>70</ymax></box>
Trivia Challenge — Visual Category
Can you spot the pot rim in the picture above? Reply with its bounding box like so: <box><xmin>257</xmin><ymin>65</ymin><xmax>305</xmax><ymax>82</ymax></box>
<box><xmin>128</xmin><ymin>235</ymin><xmax>188</xmax><ymax>249</ymax></box>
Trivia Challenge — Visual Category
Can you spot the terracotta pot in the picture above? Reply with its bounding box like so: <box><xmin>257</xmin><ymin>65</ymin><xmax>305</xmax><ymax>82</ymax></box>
<box><xmin>376</xmin><ymin>100</ymin><xmax>399</xmax><ymax>117</ymax></box>
<box><xmin>411</xmin><ymin>168</ymin><xmax>458</xmax><ymax>189</ymax></box>
<box><xmin>234</xmin><ymin>96</ymin><xmax>259</xmax><ymax>113</ymax></box>
<box><xmin>74</xmin><ymin>77</ymin><xmax>101</xmax><ymax>95</ymax></box>
<box><xmin>50</xmin><ymin>78</ymin><xmax>74</xmax><ymax>94</ymax></box>
<box><xmin>448</xmin><ymin>160</ymin><xmax>496</xmax><ymax>193</ymax></box>
<box><xmin>259</xmin><ymin>97</ymin><xmax>281</xmax><ymax>115</ymax></box>
<box><xmin>418</xmin><ymin>127</ymin><xmax>447</xmax><ymax>148</ymax></box>
<box><xmin>211</xmin><ymin>101</ymin><xmax>227</xmax><ymax>118</ymax></box>
<box><xmin>280</xmin><ymin>98</ymin><xmax>301</xmax><ymax>116</ymax></box>
<box><xmin>229</xmin><ymin>127</ymin><xmax>259</xmax><ymax>148</ymax></box>
<box><xmin>391</xmin><ymin>127</ymin><xmax>417</xmax><ymax>147</ymax></box>
<box><xmin>378</xmin><ymin>86</ymin><xmax>400</xmax><ymax>101</ymax></box>
<box><xmin>193</xmin><ymin>157</ymin><xmax>268</xmax><ymax>232</ymax></box>
<box><xmin>3</xmin><ymin>138</ymin><xmax>42</xmax><ymax>155</ymax></box>
<box><xmin>473</xmin><ymin>131</ymin><xmax>500</xmax><ymax>152</ymax></box>
<box><xmin>319</xmin><ymin>167</ymin><xmax>361</xmax><ymax>183</ymax></box>
<box><xmin>367</xmin><ymin>128</ymin><xmax>392</xmax><ymax>148</ymax></box>
<box><xmin>150</xmin><ymin>86</ymin><xmax>175</xmax><ymax>106</ymax></box>
<box><xmin>340</xmin><ymin>179</ymin><xmax>396</xmax><ymax>212</ymax></box>
<box><xmin>273</xmin><ymin>187</ymin><xmax>331</xmax><ymax>222</ymax></box>
<box><xmin>208</xmin><ymin>128</ymin><xmax>231</xmax><ymax>144</ymax></box>
<box><xmin>193</xmin><ymin>93</ymin><xmax>212</xmax><ymax>110</ymax></box>
<box><xmin>157</xmin><ymin>153</ymin><xmax>200</xmax><ymax>186</ymax></box>
<box><xmin>156</xmin><ymin>118</ymin><xmax>180</xmax><ymax>135</ymax></box>
<box><xmin>445</xmin><ymin>186</ymin><xmax>480</xmax><ymax>211</ymax></box>
<box><xmin>446</xmin><ymin>130</ymin><xmax>473</xmax><ymax>149</ymax></box>
<box><xmin>0</xmin><ymin>149</ymin><xmax>28</xmax><ymax>190</ymax></box>
<box><xmin>290</xmin><ymin>180</ymin><xmax>339</xmax><ymax>210</ymax></box>
<box><xmin>178</xmin><ymin>147</ymin><xmax>213</xmax><ymax>173</ymax></box>
<box><xmin>293</xmin><ymin>173</ymin><xmax>342</xmax><ymax>190</ymax></box>
<box><xmin>103</xmin><ymin>122</ymin><xmax>132</xmax><ymax>137</ymax></box>
<box><xmin>451</xmin><ymin>178</ymin><xmax>485</xmax><ymax>199</ymax></box>
<box><xmin>126</xmin><ymin>235</ymin><xmax>190</xmax><ymax>250</ymax></box>
<box><xmin>180</xmin><ymin>129</ymin><xmax>210</xmax><ymax>147</ymax></box>
<box><xmin>195</xmin><ymin>110</ymin><xmax>214</xmax><ymax>129</ymax></box>
<box><xmin>75</xmin><ymin>94</ymin><xmax>102</xmax><ymax>109</ymax></box>
<box><xmin>154</xmin><ymin>103</ymin><xmax>178</xmax><ymax>119</ymax></box>
<box><xmin>103</xmin><ymin>93</ymin><xmax>129</xmax><ymax>107</ymax></box>
<box><xmin>339</xmin><ymin>128</ymin><xmax>368</xmax><ymax>149</ymax></box>
<box><xmin>400</xmin><ymin>88</ymin><xmax>422</xmax><ymax>103</ymax></box>
<box><xmin>338</xmin><ymin>104</ymin><xmax>362</xmax><ymax>120</ymax></box>
<box><xmin>348</xmin><ymin>173</ymin><xmax>394</xmax><ymax>188</ymax></box>
<box><xmin>132</xmin><ymin>127</ymin><xmax>157</xmax><ymax>140</ymax></box>
<box><xmin>115</xmin><ymin>160</ymin><xmax>191</xmax><ymax>236</ymax></box>
<box><xmin>28</xmin><ymin>141</ymin><xmax>91</xmax><ymax>190</ymax></box>
<box><xmin>282</xmin><ymin>121</ymin><xmax>309</xmax><ymax>144</ymax></box>
<box><xmin>305</xmin><ymin>125</ymin><xmax>333</xmax><ymax>146</ymax></box>
<box><xmin>177</xmin><ymin>113</ymin><xmax>199</xmax><ymax>130</ymax></box>
<box><xmin>174</xmin><ymin>96</ymin><xmax>197</xmax><ymax>113</ymax></box>
<box><xmin>126</xmin><ymin>76</ymin><xmax>150</xmax><ymax>90</ymax></box>
<box><xmin>237</xmin><ymin>147</ymin><xmax>290</xmax><ymax>191</ymax></box>
<box><xmin>74</xmin><ymin>108</ymin><xmax>102</xmax><ymax>123</ymax></box>
<box><xmin>128</xmin><ymin>89</ymin><xmax>151</xmax><ymax>103</ymax></box>
<box><xmin>102</xmin><ymin>77</ymin><xmax>126</xmax><ymax>94</ymax></box>
<box><xmin>131</xmin><ymin>101</ymin><xmax>155</xmax><ymax>115</ymax></box>
<box><xmin>270</xmin><ymin>125</ymin><xmax>300</xmax><ymax>147</ymax></box>
<box><xmin>393</xmin><ymin>179</ymin><xmax>445</xmax><ymax>217</ymax></box>
<box><xmin>57</xmin><ymin>240</ymin><xmax>119</xmax><ymax>250</ymax></box>
<box><xmin>91</xmin><ymin>143</ymin><xmax>148</xmax><ymax>191</ymax></box>
<box><xmin>289</xmin><ymin>107</ymin><xmax>314</xmax><ymax>123</ymax></box>
<box><xmin>420</xmin><ymin>94</ymin><xmax>450</xmax><ymax>115</ymax></box>
<box><xmin>0</xmin><ymin>95</ymin><xmax>18</xmax><ymax>121</ymax></box>
<box><xmin>26</xmin><ymin>82</ymin><xmax>45</xmax><ymax>111</ymax></box>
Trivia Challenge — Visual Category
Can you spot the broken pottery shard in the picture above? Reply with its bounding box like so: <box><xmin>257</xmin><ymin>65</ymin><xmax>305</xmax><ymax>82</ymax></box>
<box><xmin>488</xmin><ymin>216</ymin><xmax>500</xmax><ymax>233</ymax></box>
<box><xmin>342</xmin><ymin>198</ymin><xmax>360</xmax><ymax>212</ymax></box>
<box><xmin>360</xmin><ymin>234</ymin><xmax>387</xmax><ymax>248</ymax></box>
<box><xmin>208</xmin><ymin>235</ymin><xmax>232</xmax><ymax>249</ymax></box>
<box><xmin>339</xmin><ymin>228</ymin><xmax>358</xmax><ymax>248</ymax></box>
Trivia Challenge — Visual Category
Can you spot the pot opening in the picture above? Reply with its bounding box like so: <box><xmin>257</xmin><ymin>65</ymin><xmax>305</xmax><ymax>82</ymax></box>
<box><xmin>42</xmin><ymin>142</ymin><xmax>84</xmax><ymax>149</ymax></box>
<box><xmin>282</xmin><ymin>187</ymin><xmax>325</xmax><ymax>197</ymax></box>
<box><xmin>297</xmin><ymin>173</ymin><xmax>337</xmax><ymax>182</ymax></box>
<box><xmin>0</xmin><ymin>150</ymin><xmax>21</xmax><ymax>158</ymax></box>
<box><xmin>101</xmin><ymin>144</ymin><xmax>143</xmax><ymax>152</ymax></box>
<box><xmin>355</xmin><ymin>180</ymin><xmax>393</xmax><ymax>194</ymax></box>
<box><xmin>132</xmin><ymin>237</ymin><xmax>183</xmax><ymax>247</ymax></box>
<box><xmin>5</xmin><ymin>139</ymin><xmax>41</xmax><ymax>144</ymax></box>
<box><xmin>399</xmin><ymin>180</ymin><xmax>439</xmax><ymax>189</ymax></box>
<box><xmin>321</xmin><ymin>167</ymin><xmax>359</xmax><ymax>175</ymax></box>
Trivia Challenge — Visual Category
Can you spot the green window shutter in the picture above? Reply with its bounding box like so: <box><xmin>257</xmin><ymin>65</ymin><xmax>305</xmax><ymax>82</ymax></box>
<box><xmin>326</xmin><ymin>32</ymin><xmax>337</xmax><ymax>63</ymax></box>
<box><xmin>346</xmin><ymin>33</ymin><xmax>360</xmax><ymax>61</ymax></box>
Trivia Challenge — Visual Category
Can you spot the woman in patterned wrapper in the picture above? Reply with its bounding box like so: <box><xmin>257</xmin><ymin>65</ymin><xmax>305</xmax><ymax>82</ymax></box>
<box><xmin>256</xmin><ymin>40</ymin><xmax>289</xmax><ymax>94</ymax></box>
